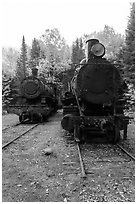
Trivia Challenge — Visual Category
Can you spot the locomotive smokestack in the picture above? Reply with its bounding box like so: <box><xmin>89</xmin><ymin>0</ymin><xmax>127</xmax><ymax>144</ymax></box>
<box><xmin>86</xmin><ymin>39</ymin><xmax>99</xmax><ymax>59</ymax></box>
<box><xmin>32</xmin><ymin>68</ymin><xmax>38</xmax><ymax>77</ymax></box>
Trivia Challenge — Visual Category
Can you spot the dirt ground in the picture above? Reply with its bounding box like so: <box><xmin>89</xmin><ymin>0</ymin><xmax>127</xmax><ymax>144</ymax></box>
<box><xmin>2</xmin><ymin>111</ymin><xmax>135</xmax><ymax>202</ymax></box>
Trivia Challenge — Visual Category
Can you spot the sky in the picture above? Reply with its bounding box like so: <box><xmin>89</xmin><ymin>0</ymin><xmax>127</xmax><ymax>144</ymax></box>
<box><xmin>1</xmin><ymin>0</ymin><xmax>133</xmax><ymax>49</ymax></box>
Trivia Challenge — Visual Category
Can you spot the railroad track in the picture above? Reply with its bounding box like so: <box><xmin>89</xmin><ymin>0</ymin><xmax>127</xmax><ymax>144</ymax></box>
<box><xmin>2</xmin><ymin>123</ymin><xmax>39</xmax><ymax>149</ymax></box>
<box><xmin>77</xmin><ymin>142</ymin><xmax>135</xmax><ymax>178</ymax></box>
<box><xmin>116</xmin><ymin>144</ymin><xmax>135</xmax><ymax>161</ymax></box>
<box><xmin>63</xmin><ymin>134</ymin><xmax>135</xmax><ymax>179</ymax></box>
<box><xmin>2</xmin><ymin>118</ymin><xmax>30</xmax><ymax>132</ymax></box>
<box><xmin>2</xmin><ymin>122</ymin><xmax>21</xmax><ymax>132</ymax></box>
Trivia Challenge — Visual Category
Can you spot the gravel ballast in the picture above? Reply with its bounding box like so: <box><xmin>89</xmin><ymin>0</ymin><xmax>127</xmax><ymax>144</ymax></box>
<box><xmin>2</xmin><ymin>112</ymin><xmax>135</xmax><ymax>202</ymax></box>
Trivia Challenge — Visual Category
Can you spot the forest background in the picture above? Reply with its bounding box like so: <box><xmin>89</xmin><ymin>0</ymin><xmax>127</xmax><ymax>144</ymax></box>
<box><xmin>2</xmin><ymin>3</ymin><xmax>135</xmax><ymax>114</ymax></box>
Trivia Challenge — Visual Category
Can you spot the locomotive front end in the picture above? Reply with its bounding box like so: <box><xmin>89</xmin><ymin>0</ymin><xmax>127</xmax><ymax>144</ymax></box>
<box><xmin>61</xmin><ymin>38</ymin><xmax>129</xmax><ymax>143</ymax></box>
<box><xmin>75</xmin><ymin>59</ymin><xmax>121</xmax><ymax>105</ymax></box>
<box><xmin>72</xmin><ymin>39</ymin><xmax>121</xmax><ymax>106</ymax></box>
<box><xmin>21</xmin><ymin>68</ymin><xmax>44</xmax><ymax>99</ymax></box>
<box><xmin>9</xmin><ymin>68</ymin><xmax>58</xmax><ymax>123</ymax></box>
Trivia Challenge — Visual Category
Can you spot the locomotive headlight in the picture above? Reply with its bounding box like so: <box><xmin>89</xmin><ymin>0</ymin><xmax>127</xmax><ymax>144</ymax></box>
<box><xmin>91</xmin><ymin>43</ymin><xmax>105</xmax><ymax>57</ymax></box>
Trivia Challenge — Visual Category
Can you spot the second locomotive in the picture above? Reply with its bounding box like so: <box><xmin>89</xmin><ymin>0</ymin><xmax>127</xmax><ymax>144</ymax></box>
<box><xmin>9</xmin><ymin>68</ymin><xmax>58</xmax><ymax>123</ymax></box>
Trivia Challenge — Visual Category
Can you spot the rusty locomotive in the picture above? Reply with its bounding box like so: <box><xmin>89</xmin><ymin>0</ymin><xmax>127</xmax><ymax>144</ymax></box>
<box><xmin>61</xmin><ymin>39</ymin><xmax>129</xmax><ymax>143</ymax></box>
<box><xmin>10</xmin><ymin>68</ymin><xmax>58</xmax><ymax>123</ymax></box>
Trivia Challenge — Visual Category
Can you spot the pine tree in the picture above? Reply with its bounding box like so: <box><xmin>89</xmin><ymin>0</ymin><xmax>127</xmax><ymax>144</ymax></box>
<box><xmin>29</xmin><ymin>38</ymin><xmax>41</xmax><ymax>69</ymax></box>
<box><xmin>114</xmin><ymin>3</ymin><xmax>135</xmax><ymax>112</ymax></box>
<box><xmin>123</xmin><ymin>2</ymin><xmax>135</xmax><ymax>85</ymax></box>
<box><xmin>71</xmin><ymin>37</ymin><xmax>85</xmax><ymax>65</ymax></box>
<box><xmin>16</xmin><ymin>36</ymin><xmax>28</xmax><ymax>81</ymax></box>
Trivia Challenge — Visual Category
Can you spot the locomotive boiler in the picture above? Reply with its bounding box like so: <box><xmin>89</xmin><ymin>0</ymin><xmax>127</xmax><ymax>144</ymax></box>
<box><xmin>10</xmin><ymin>68</ymin><xmax>58</xmax><ymax>123</ymax></box>
<box><xmin>61</xmin><ymin>39</ymin><xmax>129</xmax><ymax>143</ymax></box>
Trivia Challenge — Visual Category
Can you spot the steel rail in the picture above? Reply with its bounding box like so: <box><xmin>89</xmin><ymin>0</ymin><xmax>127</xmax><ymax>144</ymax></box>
<box><xmin>2</xmin><ymin>122</ymin><xmax>21</xmax><ymax>132</ymax></box>
<box><xmin>76</xmin><ymin>143</ymin><xmax>86</xmax><ymax>178</ymax></box>
<box><xmin>2</xmin><ymin>119</ymin><xmax>30</xmax><ymax>132</ymax></box>
<box><xmin>2</xmin><ymin>124</ymin><xmax>39</xmax><ymax>149</ymax></box>
<box><xmin>76</xmin><ymin>143</ymin><xmax>135</xmax><ymax>178</ymax></box>
<box><xmin>116</xmin><ymin>144</ymin><xmax>135</xmax><ymax>161</ymax></box>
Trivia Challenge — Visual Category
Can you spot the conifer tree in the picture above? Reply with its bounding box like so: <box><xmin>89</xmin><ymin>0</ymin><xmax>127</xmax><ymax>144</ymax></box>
<box><xmin>16</xmin><ymin>36</ymin><xmax>28</xmax><ymax>81</ymax></box>
<box><xmin>29</xmin><ymin>38</ymin><xmax>41</xmax><ymax>69</ymax></box>
<box><xmin>123</xmin><ymin>2</ymin><xmax>135</xmax><ymax>85</ymax></box>
<box><xmin>71</xmin><ymin>37</ymin><xmax>85</xmax><ymax>65</ymax></box>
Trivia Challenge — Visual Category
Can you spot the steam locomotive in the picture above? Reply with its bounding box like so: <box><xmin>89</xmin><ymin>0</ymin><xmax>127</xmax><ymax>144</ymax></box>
<box><xmin>10</xmin><ymin>68</ymin><xmax>58</xmax><ymax>123</ymax></box>
<box><xmin>61</xmin><ymin>39</ymin><xmax>129</xmax><ymax>143</ymax></box>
